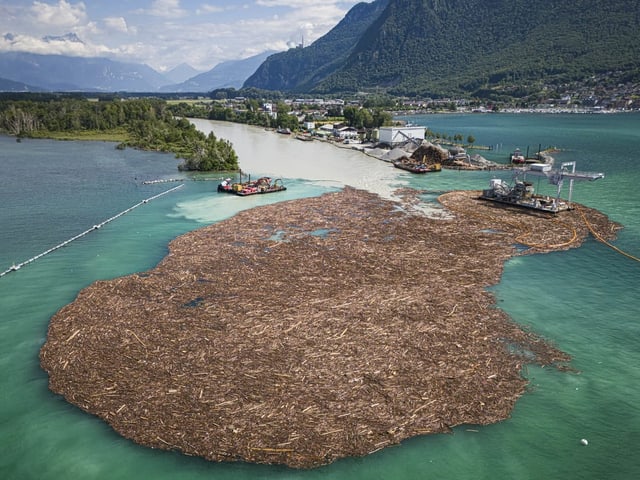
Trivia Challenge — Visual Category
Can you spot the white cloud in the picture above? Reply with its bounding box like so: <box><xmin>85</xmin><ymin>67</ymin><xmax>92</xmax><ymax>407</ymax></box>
<box><xmin>83</xmin><ymin>21</ymin><xmax>100</xmax><ymax>36</ymax></box>
<box><xmin>0</xmin><ymin>0</ymin><xmax>361</xmax><ymax>72</ymax></box>
<box><xmin>227</xmin><ymin>2</ymin><xmax>350</xmax><ymax>50</ymax></box>
<box><xmin>196</xmin><ymin>4</ymin><xmax>224</xmax><ymax>15</ymax></box>
<box><xmin>0</xmin><ymin>32</ymin><xmax>114</xmax><ymax>57</ymax></box>
<box><xmin>146</xmin><ymin>0</ymin><xmax>187</xmax><ymax>18</ymax></box>
<box><xmin>30</xmin><ymin>0</ymin><xmax>87</xmax><ymax>29</ymax></box>
<box><xmin>255</xmin><ymin>0</ymin><xmax>348</xmax><ymax>7</ymax></box>
<box><xmin>155</xmin><ymin>1</ymin><xmax>355</xmax><ymax>70</ymax></box>
<box><xmin>104</xmin><ymin>16</ymin><xmax>130</xmax><ymax>34</ymax></box>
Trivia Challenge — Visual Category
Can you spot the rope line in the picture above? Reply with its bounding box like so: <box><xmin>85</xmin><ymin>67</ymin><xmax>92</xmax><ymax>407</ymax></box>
<box><xmin>515</xmin><ymin>217</ymin><xmax>578</xmax><ymax>249</ymax></box>
<box><xmin>437</xmin><ymin>191</ymin><xmax>638</xmax><ymax>262</ymax></box>
<box><xmin>437</xmin><ymin>191</ymin><xmax>579</xmax><ymax>250</ymax></box>
<box><xmin>1</xmin><ymin>184</ymin><xmax>185</xmax><ymax>278</ymax></box>
<box><xmin>577</xmin><ymin>205</ymin><xmax>640</xmax><ymax>263</ymax></box>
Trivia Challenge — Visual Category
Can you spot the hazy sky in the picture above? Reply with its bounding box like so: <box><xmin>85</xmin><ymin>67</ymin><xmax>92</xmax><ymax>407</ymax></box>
<box><xmin>0</xmin><ymin>0</ymin><xmax>362</xmax><ymax>72</ymax></box>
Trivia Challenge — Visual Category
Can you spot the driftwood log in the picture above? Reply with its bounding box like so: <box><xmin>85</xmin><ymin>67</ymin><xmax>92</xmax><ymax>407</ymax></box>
<box><xmin>40</xmin><ymin>188</ymin><xmax>619</xmax><ymax>468</ymax></box>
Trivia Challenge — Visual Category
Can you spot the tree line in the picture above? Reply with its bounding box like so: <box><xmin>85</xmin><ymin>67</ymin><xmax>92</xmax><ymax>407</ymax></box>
<box><xmin>170</xmin><ymin>96</ymin><xmax>393</xmax><ymax>132</ymax></box>
<box><xmin>0</xmin><ymin>97</ymin><xmax>238</xmax><ymax>172</ymax></box>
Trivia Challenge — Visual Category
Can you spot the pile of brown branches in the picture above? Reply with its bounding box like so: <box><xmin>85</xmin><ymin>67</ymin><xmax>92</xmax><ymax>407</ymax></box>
<box><xmin>410</xmin><ymin>144</ymin><xmax>449</xmax><ymax>165</ymax></box>
<box><xmin>40</xmin><ymin>187</ymin><xmax>619</xmax><ymax>468</ymax></box>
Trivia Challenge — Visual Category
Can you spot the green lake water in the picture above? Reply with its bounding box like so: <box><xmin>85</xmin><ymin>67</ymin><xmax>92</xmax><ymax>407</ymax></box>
<box><xmin>1</xmin><ymin>113</ymin><xmax>639</xmax><ymax>479</ymax></box>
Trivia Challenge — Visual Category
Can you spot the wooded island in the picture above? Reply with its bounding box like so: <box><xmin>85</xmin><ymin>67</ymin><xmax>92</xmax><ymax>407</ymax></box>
<box><xmin>0</xmin><ymin>96</ymin><xmax>238</xmax><ymax>172</ymax></box>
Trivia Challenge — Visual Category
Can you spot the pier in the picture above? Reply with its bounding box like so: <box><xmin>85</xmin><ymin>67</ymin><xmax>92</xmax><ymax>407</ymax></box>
<box><xmin>1</xmin><ymin>184</ymin><xmax>184</xmax><ymax>278</ymax></box>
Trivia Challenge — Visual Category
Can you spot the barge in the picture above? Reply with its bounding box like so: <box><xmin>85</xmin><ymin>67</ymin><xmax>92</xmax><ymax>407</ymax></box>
<box><xmin>480</xmin><ymin>161</ymin><xmax>604</xmax><ymax>213</ymax></box>
<box><xmin>218</xmin><ymin>176</ymin><xmax>286</xmax><ymax>196</ymax></box>
<box><xmin>393</xmin><ymin>159</ymin><xmax>441</xmax><ymax>174</ymax></box>
<box><xmin>480</xmin><ymin>178</ymin><xmax>570</xmax><ymax>213</ymax></box>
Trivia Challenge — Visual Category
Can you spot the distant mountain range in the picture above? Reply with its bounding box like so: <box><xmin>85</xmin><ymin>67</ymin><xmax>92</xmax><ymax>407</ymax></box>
<box><xmin>0</xmin><ymin>52</ymin><xmax>169</xmax><ymax>92</ymax></box>
<box><xmin>163</xmin><ymin>63</ymin><xmax>202</xmax><ymax>84</ymax></box>
<box><xmin>4</xmin><ymin>0</ymin><xmax>638</xmax><ymax>98</ymax></box>
<box><xmin>0</xmin><ymin>76</ymin><xmax>42</xmax><ymax>92</ymax></box>
<box><xmin>159</xmin><ymin>51</ymin><xmax>276</xmax><ymax>92</ymax></box>
<box><xmin>245</xmin><ymin>0</ymin><xmax>640</xmax><ymax>98</ymax></box>
<box><xmin>0</xmin><ymin>36</ymin><xmax>274</xmax><ymax>93</ymax></box>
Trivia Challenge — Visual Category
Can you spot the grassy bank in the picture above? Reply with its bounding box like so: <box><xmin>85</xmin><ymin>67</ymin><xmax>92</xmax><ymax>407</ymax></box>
<box><xmin>27</xmin><ymin>127</ymin><xmax>129</xmax><ymax>142</ymax></box>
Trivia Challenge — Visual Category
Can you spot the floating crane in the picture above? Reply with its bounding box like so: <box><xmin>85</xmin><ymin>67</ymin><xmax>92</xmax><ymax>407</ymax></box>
<box><xmin>480</xmin><ymin>161</ymin><xmax>604</xmax><ymax>213</ymax></box>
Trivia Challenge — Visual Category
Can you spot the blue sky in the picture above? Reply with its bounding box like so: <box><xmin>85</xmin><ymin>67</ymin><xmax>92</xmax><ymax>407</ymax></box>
<box><xmin>0</xmin><ymin>0</ymin><xmax>362</xmax><ymax>72</ymax></box>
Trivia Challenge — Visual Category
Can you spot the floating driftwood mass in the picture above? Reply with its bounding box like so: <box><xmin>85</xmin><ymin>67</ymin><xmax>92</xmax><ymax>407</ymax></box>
<box><xmin>40</xmin><ymin>188</ymin><xmax>619</xmax><ymax>468</ymax></box>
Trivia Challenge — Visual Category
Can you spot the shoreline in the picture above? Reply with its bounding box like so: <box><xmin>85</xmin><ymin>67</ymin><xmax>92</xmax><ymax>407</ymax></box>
<box><xmin>40</xmin><ymin>187</ymin><xmax>620</xmax><ymax>468</ymax></box>
<box><xmin>393</xmin><ymin>107</ymin><xmax>640</xmax><ymax>116</ymax></box>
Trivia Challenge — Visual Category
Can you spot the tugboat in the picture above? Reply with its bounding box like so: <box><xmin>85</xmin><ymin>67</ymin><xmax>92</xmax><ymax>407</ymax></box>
<box><xmin>510</xmin><ymin>148</ymin><xmax>526</xmax><ymax>164</ymax></box>
<box><xmin>480</xmin><ymin>161</ymin><xmax>604</xmax><ymax>213</ymax></box>
<box><xmin>217</xmin><ymin>178</ymin><xmax>234</xmax><ymax>193</ymax></box>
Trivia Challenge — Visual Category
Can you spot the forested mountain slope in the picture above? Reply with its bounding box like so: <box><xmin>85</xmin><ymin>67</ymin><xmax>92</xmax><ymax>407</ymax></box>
<box><xmin>245</xmin><ymin>0</ymin><xmax>640</xmax><ymax>98</ymax></box>
<box><xmin>243</xmin><ymin>0</ymin><xmax>390</xmax><ymax>91</ymax></box>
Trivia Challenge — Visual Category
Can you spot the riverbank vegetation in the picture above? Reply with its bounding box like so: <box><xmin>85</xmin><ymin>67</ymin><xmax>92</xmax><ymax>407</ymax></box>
<box><xmin>28</xmin><ymin>127</ymin><xmax>131</xmax><ymax>142</ymax></box>
<box><xmin>168</xmin><ymin>93</ymin><xmax>394</xmax><ymax>133</ymax></box>
<box><xmin>0</xmin><ymin>97</ymin><xmax>238</xmax><ymax>172</ymax></box>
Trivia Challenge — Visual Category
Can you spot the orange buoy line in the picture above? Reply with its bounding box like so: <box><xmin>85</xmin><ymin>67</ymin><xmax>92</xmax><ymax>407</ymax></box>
<box><xmin>438</xmin><ymin>191</ymin><xmax>637</xmax><ymax>261</ymax></box>
<box><xmin>1</xmin><ymin>184</ymin><xmax>184</xmax><ymax>278</ymax></box>
<box><xmin>437</xmin><ymin>191</ymin><xmax>580</xmax><ymax>250</ymax></box>
<box><xmin>577</xmin><ymin>205</ymin><xmax>640</xmax><ymax>263</ymax></box>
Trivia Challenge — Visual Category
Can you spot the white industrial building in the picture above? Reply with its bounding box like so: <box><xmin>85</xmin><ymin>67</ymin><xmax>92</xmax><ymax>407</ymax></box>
<box><xmin>378</xmin><ymin>126</ymin><xmax>426</xmax><ymax>146</ymax></box>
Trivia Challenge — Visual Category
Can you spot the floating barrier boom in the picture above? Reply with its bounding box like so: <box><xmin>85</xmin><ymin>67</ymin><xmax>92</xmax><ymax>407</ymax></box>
<box><xmin>0</xmin><ymin>184</ymin><xmax>184</xmax><ymax>278</ymax></box>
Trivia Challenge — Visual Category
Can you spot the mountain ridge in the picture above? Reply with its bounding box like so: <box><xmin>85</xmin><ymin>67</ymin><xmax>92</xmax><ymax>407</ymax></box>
<box><xmin>164</xmin><ymin>63</ymin><xmax>201</xmax><ymax>84</ymax></box>
<box><xmin>245</xmin><ymin>0</ymin><xmax>640</xmax><ymax>98</ymax></box>
<box><xmin>160</xmin><ymin>51</ymin><xmax>276</xmax><ymax>93</ymax></box>
<box><xmin>3</xmin><ymin>0</ymin><xmax>638</xmax><ymax>97</ymax></box>
<box><xmin>0</xmin><ymin>50</ymin><xmax>281</xmax><ymax>93</ymax></box>
<box><xmin>0</xmin><ymin>52</ymin><xmax>170</xmax><ymax>92</ymax></box>
<box><xmin>243</xmin><ymin>0</ymin><xmax>390</xmax><ymax>92</ymax></box>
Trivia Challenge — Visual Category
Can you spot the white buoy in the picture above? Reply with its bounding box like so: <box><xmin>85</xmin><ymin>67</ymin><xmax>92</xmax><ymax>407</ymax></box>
<box><xmin>580</xmin><ymin>438</ymin><xmax>589</xmax><ymax>446</ymax></box>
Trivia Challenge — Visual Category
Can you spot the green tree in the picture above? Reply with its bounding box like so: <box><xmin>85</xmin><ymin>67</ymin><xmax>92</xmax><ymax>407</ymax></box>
<box><xmin>179</xmin><ymin>132</ymin><xmax>238</xmax><ymax>171</ymax></box>
<box><xmin>372</xmin><ymin>109</ymin><xmax>392</xmax><ymax>127</ymax></box>
<box><xmin>0</xmin><ymin>97</ymin><xmax>238</xmax><ymax>172</ymax></box>
<box><xmin>275</xmin><ymin>113</ymin><xmax>299</xmax><ymax>131</ymax></box>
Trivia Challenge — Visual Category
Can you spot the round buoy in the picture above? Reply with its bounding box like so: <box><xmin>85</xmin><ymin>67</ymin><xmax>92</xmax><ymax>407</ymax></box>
<box><xmin>580</xmin><ymin>438</ymin><xmax>589</xmax><ymax>446</ymax></box>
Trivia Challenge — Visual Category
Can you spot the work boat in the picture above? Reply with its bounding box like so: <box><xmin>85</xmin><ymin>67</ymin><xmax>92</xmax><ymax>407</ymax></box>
<box><xmin>218</xmin><ymin>176</ymin><xmax>286</xmax><ymax>196</ymax></box>
<box><xmin>510</xmin><ymin>148</ymin><xmax>526</xmax><ymax>164</ymax></box>
<box><xmin>480</xmin><ymin>161</ymin><xmax>604</xmax><ymax>213</ymax></box>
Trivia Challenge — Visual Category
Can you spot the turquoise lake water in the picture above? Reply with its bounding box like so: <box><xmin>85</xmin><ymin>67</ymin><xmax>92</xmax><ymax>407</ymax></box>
<box><xmin>1</xmin><ymin>113</ymin><xmax>638</xmax><ymax>479</ymax></box>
